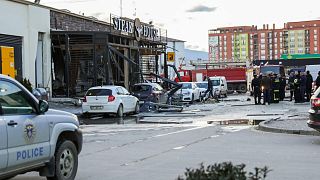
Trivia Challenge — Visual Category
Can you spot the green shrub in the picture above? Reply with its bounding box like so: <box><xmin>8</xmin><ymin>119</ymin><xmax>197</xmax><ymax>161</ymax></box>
<box><xmin>177</xmin><ymin>162</ymin><xmax>271</xmax><ymax>180</ymax></box>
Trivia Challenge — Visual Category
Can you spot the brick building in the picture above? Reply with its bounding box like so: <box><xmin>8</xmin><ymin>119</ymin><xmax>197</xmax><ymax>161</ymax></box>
<box><xmin>208</xmin><ymin>20</ymin><xmax>320</xmax><ymax>64</ymax></box>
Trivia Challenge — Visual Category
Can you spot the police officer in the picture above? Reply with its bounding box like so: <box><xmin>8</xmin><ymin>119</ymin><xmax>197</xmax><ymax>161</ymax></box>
<box><xmin>279</xmin><ymin>75</ymin><xmax>286</xmax><ymax>101</ymax></box>
<box><xmin>294</xmin><ymin>72</ymin><xmax>302</xmax><ymax>103</ymax></box>
<box><xmin>306</xmin><ymin>71</ymin><xmax>313</xmax><ymax>101</ymax></box>
<box><xmin>271</xmin><ymin>74</ymin><xmax>280</xmax><ymax>103</ymax></box>
<box><xmin>251</xmin><ymin>74</ymin><xmax>261</xmax><ymax>105</ymax></box>
<box><xmin>288</xmin><ymin>72</ymin><xmax>295</xmax><ymax>101</ymax></box>
<box><xmin>300</xmin><ymin>72</ymin><xmax>307</xmax><ymax>102</ymax></box>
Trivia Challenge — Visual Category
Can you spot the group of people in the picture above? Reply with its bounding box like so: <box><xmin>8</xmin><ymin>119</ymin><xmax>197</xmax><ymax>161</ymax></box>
<box><xmin>252</xmin><ymin>70</ymin><xmax>320</xmax><ymax>105</ymax></box>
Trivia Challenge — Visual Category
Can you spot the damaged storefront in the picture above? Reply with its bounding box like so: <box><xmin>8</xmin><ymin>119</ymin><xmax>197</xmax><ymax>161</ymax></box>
<box><xmin>50</xmin><ymin>11</ymin><xmax>167</xmax><ymax>98</ymax></box>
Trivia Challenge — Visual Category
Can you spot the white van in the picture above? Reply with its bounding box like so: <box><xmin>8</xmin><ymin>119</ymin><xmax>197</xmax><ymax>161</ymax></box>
<box><xmin>209</xmin><ymin>76</ymin><xmax>228</xmax><ymax>97</ymax></box>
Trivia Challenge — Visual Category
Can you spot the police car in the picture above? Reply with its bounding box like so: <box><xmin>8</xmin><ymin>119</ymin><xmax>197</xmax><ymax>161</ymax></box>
<box><xmin>0</xmin><ymin>74</ymin><xmax>82</xmax><ymax>180</ymax></box>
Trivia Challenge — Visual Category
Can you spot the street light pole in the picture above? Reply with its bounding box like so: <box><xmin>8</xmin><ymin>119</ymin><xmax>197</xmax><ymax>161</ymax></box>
<box><xmin>120</xmin><ymin>0</ymin><xmax>123</xmax><ymax>17</ymax></box>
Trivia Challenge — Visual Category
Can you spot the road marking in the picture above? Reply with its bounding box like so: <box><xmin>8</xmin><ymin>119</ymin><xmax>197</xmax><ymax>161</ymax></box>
<box><xmin>173</xmin><ymin>146</ymin><xmax>185</xmax><ymax>150</ymax></box>
<box><xmin>153</xmin><ymin>126</ymin><xmax>207</xmax><ymax>138</ymax></box>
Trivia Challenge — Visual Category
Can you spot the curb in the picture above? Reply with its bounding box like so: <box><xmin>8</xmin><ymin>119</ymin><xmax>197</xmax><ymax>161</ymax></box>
<box><xmin>257</xmin><ymin>120</ymin><xmax>320</xmax><ymax>136</ymax></box>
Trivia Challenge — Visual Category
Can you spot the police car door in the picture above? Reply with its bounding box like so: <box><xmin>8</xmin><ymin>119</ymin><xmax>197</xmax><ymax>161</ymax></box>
<box><xmin>0</xmin><ymin>112</ymin><xmax>8</xmax><ymax>171</ymax></box>
<box><xmin>0</xmin><ymin>79</ymin><xmax>50</xmax><ymax>169</ymax></box>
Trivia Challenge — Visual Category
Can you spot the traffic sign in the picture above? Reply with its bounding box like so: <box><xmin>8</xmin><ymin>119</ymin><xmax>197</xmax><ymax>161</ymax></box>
<box><xmin>167</xmin><ymin>52</ymin><xmax>174</xmax><ymax>62</ymax></box>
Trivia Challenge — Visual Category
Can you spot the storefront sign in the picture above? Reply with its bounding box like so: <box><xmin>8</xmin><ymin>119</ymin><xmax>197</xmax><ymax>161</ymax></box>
<box><xmin>112</xmin><ymin>17</ymin><xmax>159</xmax><ymax>41</ymax></box>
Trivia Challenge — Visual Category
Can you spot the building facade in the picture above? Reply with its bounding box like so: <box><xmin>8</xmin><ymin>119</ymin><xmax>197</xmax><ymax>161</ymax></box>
<box><xmin>0</xmin><ymin>0</ymin><xmax>51</xmax><ymax>87</ymax></box>
<box><xmin>208</xmin><ymin>20</ymin><xmax>320</xmax><ymax>63</ymax></box>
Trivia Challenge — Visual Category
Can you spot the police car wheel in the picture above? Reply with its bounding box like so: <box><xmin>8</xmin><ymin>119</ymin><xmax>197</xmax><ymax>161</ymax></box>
<box><xmin>48</xmin><ymin>140</ymin><xmax>78</xmax><ymax>180</ymax></box>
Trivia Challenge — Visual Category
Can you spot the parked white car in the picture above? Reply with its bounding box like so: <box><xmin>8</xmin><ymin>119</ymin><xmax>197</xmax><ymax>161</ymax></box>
<box><xmin>82</xmin><ymin>86</ymin><xmax>139</xmax><ymax>117</ymax></box>
<box><xmin>195</xmin><ymin>81</ymin><xmax>209</xmax><ymax>100</ymax></box>
<box><xmin>177</xmin><ymin>82</ymin><xmax>201</xmax><ymax>103</ymax></box>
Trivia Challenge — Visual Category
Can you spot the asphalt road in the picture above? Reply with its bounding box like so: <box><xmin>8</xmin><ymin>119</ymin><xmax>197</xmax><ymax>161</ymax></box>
<box><xmin>13</xmin><ymin>122</ymin><xmax>320</xmax><ymax>180</ymax></box>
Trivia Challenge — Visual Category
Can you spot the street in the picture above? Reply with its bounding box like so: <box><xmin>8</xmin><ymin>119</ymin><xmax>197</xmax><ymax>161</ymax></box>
<box><xmin>13</xmin><ymin>95</ymin><xmax>320</xmax><ymax>180</ymax></box>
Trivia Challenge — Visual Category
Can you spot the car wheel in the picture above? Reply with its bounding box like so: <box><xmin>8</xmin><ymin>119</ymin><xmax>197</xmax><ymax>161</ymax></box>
<box><xmin>47</xmin><ymin>140</ymin><xmax>78</xmax><ymax>180</ymax></box>
<box><xmin>117</xmin><ymin>104</ymin><xmax>124</xmax><ymax>117</ymax></box>
<box><xmin>133</xmin><ymin>102</ymin><xmax>140</xmax><ymax>114</ymax></box>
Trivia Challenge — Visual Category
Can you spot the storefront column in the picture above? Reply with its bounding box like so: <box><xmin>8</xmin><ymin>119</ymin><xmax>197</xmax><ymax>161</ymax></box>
<box><xmin>124</xmin><ymin>48</ymin><xmax>129</xmax><ymax>89</ymax></box>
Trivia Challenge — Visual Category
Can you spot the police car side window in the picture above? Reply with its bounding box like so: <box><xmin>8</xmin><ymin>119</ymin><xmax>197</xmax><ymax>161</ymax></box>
<box><xmin>0</xmin><ymin>80</ymin><xmax>36</xmax><ymax>115</ymax></box>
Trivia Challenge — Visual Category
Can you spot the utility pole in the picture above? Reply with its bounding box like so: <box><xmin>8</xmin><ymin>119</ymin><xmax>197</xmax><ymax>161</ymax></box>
<box><xmin>120</xmin><ymin>0</ymin><xmax>123</xmax><ymax>17</ymax></box>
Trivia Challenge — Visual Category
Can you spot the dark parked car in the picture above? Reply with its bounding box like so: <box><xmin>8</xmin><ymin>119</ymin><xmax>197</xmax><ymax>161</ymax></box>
<box><xmin>307</xmin><ymin>87</ymin><xmax>320</xmax><ymax>131</ymax></box>
<box><xmin>32</xmin><ymin>88</ymin><xmax>49</xmax><ymax>101</ymax></box>
<box><xmin>131</xmin><ymin>83</ymin><xmax>166</xmax><ymax>104</ymax></box>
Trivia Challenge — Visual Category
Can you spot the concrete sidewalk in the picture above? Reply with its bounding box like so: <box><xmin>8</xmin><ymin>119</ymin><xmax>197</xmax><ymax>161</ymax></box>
<box><xmin>257</xmin><ymin>117</ymin><xmax>320</xmax><ymax>136</ymax></box>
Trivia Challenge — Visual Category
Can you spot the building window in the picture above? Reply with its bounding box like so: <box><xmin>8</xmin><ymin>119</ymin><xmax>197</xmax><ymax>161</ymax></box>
<box><xmin>275</xmin><ymin>50</ymin><xmax>278</xmax><ymax>54</ymax></box>
<box><xmin>289</xmin><ymin>49</ymin><xmax>295</xmax><ymax>54</ymax></box>
<box><xmin>315</xmin><ymin>41</ymin><xmax>318</xmax><ymax>46</ymax></box>
<box><xmin>298</xmin><ymin>49</ymin><xmax>304</xmax><ymax>53</ymax></box>
<box><xmin>315</xmin><ymin>47</ymin><xmax>318</xmax><ymax>53</ymax></box>
<box><xmin>275</xmin><ymin>44</ymin><xmax>278</xmax><ymax>48</ymax></box>
<box><xmin>261</xmin><ymin>56</ymin><xmax>265</xmax><ymax>60</ymax></box>
<box><xmin>261</xmin><ymin>44</ymin><xmax>265</xmax><ymax>50</ymax></box>
<box><xmin>261</xmin><ymin>33</ymin><xmax>265</xmax><ymax>38</ymax></box>
<box><xmin>261</xmin><ymin>50</ymin><xmax>265</xmax><ymax>55</ymax></box>
<box><xmin>289</xmin><ymin>43</ymin><xmax>295</xmax><ymax>48</ymax></box>
<box><xmin>314</xmin><ymin>29</ymin><xmax>318</xmax><ymax>35</ymax></box>
<box><xmin>261</xmin><ymin>39</ymin><xmax>265</xmax><ymax>43</ymax></box>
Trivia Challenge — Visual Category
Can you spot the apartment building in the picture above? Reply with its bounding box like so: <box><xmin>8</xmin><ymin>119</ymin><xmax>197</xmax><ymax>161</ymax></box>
<box><xmin>208</xmin><ymin>20</ymin><xmax>320</xmax><ymax>63</ymax></box>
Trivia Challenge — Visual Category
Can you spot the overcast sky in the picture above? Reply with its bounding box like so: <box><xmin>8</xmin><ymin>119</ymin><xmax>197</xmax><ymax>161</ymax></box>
<box><xmin>30</xmin><ymin>0</ymin><xmax>320</xmax><ymax>52</ymax></box>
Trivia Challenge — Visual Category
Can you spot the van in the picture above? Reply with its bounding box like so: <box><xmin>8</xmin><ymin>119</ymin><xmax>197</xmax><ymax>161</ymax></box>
<box><xmin>209</xmin><ymin>76</ymin><xmax>228</xmax><ymax>98</ymax></box>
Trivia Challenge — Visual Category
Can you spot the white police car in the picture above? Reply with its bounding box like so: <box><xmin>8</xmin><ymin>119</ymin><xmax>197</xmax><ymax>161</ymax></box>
<box><xmin>0</xmin><ymin>74</ymin><xmax>82</xmax><ymax>180</ymax></box>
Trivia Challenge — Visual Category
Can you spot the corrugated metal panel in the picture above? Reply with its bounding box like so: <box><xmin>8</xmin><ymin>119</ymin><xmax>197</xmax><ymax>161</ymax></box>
<box><xmin>0</xmin><ymin>34</ymin><xmax>22</xmax><ymax>46</ymax></box>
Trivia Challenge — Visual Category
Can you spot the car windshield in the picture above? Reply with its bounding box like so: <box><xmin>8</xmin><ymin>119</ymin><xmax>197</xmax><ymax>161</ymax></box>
<box><xmin>181</xmin><ymin>83</ymin><xmax>192</xmax><ymax>89</ymax></box>
<box><xmin>196</xmin><ymin>83</ymin><xmax>208</xmax><ymax>89</ymax></box>
<box><xmin>211</xmin><ymin>80</ymin><xmax>220</xmax><ymax>86</ymax></box>
<box><xmin>132</xmin><ymin>85</ymin><xmax>151</xmax><ymax>92</ymax></box>
<box><xmin>86</xmin><ymin>89</ymin><xmax>112</xmax><ymax>96</ymax></box>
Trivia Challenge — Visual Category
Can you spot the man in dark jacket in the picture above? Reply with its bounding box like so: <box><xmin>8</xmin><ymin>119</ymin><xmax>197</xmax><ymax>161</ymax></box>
<box><xmin>300</xmin><ymin>72</ymin><xmax>307</xmax><ymax>102</ymax></box>
<box><xmin>261</xmin><ymin>73</ymin><xmax>271</xmax><ymax>105</ymax></box>
<box><xmin>316</xmin><ymin>71</ymin><xmax>320</xmax><ymax>90</ymax></box>
<box><xmin>203</xmin><ymin>76</ymin><xmax>214</xmax><ymax>100</ymax></box>
<box><xmin>306</xmin><ymin>71</ymin><xmax>313</xmax><ymax>101</ymax></box>
<box><xmin>251</xmin><ymin>74</ymin><xmax>261</xmax><ymax>105</ymax></box>
<box><xmin>288</xmin><ymin>72</ymin><xmax>295</xmax><ymax>101</ymax></box>
<box><xmin>294</xmin><ymin>72</ymin><xmax>302</xmax><ymax>103</ymax></box>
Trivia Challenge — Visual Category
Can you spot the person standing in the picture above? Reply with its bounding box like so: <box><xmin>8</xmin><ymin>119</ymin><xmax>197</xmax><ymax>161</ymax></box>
<box><xmin>294</xmin><ymin>72</ymin><xmax>301</xmax><ymax>103</ymax></box>
<box><xmin>306</xmin><ymin>71</ymin><xmax>313</xmax><ymax>101</ymax></box>
<box><xmin>288</xmin><ymin>72</ymin><xmax>295</xmax><ymax>101</ymax></box>
<box><xmin>203</xmin><ymin>76</ymin><xmax>214</xmax><ymax>100</ymax></box>
<box><xmin>261</xmin><ymin>73</ymin><xmax>271</xmax><ymax>105</ymax></box>
<box><xmin>316</xmin><ymin>71</ymin><xmax>320</xmax><ymax>90</ymax></box>
<box><xmin>251</xmin><ymin>74</ymin><xmax>261</xmax><ymax>105</ymax></box>
<box><xmin>300</xmin><ymin>72</ymin><xmax>307</xmax><ymax>102</ymax></box>
<box><xmin>279</xmin><ymin>75</ymin><xmax>286</xmax><ymax>101</ymax></box>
